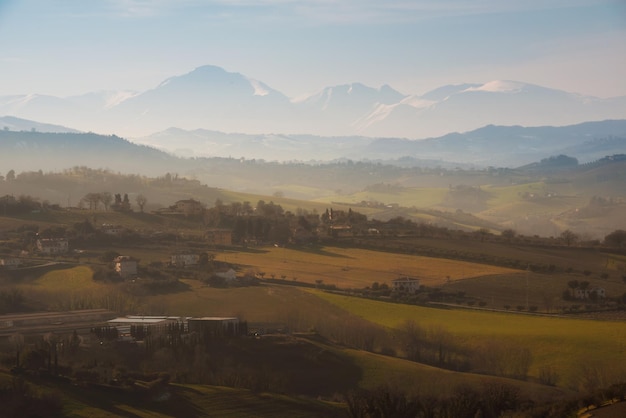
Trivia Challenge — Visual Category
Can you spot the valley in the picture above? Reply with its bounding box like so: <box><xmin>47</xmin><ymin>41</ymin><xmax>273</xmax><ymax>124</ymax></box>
<box><xmin>0</xmin><ymin>191</ymin><xmax>624</xmax><ymax>416</ymax></box>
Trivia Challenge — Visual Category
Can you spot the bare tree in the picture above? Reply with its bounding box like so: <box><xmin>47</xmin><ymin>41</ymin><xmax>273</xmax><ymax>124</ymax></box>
<box><xmin>136</xmin><ymin>194</ymin><xmax>147</xmax><ymax>213</ymax></box>
<box><xmin>560</xmin><ymin>229</ymin><xmax>579</xmax><ymax>246</ymax></box>
<box><xmin>101</xmin><ymin>192</ymin><xmax>113</xmax><ymax>211</ymax></box>
<box><xmin>81</xmin><ymin>192</ymin><xmax>102</xmax><ymax>211</ymax></box>
<box><xmin>9</xmin><ymin>333</ymin><xmax>24</xmax><ymax>368</ymax></box>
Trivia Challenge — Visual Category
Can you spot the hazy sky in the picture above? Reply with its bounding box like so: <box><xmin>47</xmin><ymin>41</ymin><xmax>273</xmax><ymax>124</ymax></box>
<box><xmin>0</xmin><ymin>0</ymin><xmax>625</xmax><ymax>99</ymax></box>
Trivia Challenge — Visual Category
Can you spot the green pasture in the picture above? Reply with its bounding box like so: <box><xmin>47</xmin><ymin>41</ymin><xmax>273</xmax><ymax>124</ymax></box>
<box><xmin>319</xmin><ymin>187</ymin><xmax>448</xmax><ymax>209</ymax></box>
<box><xmin>312</xmin><ymin>290</ymin><xmax>626</xmax><ymax>388</ymax></box>
<box><xmin>346</xmin><ymin>349</ymin><xmax>570</xmax><ymax>402</ymax></box>
<box><xmin>30</xmin><ymin>266</ymin><xmax>101</xmax><ymax>292</ymax></box>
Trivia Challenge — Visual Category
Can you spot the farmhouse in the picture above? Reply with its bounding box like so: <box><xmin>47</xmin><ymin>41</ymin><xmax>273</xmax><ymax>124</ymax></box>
<box><xmin>101</xmin><ymin>224</ymin><xmax>126</xmax><ymax>236</ymax></box>
<box><xmin>170</xmin><ymin>253</ymin><xmax>200</xmax><ymax>267</ymax></box>
<box><xmin>573</xmin><ymin>287</ymin><xmax>606</xmax><ymax>300</ymax></box>
<box><xmin>392</xmin><ymin>277</ymin><xmax>421</xmax><ymax>294</ymax></box>
<box><xmin>329</xmin><ymin>224</ymin><xmax>353</xmax><ymax>237</ymax></box>
<box><xmin>114</xmin><ymin>256</ymin><xmax>138</xmax><ymax>278</ymax></box>
<box><xmin>0</xmin><ymin>257</ymin><xmax>20</xmax><ymax>269</ymax></box>
<box><xmin>37</xmin><ymin>238</ymin><xmax>69</xmax><ymax>254</ymax></box>
<box><xmin>175</xmin><ymin>199</ymin><xmax>204</xmax><ymax>216</ymax></box>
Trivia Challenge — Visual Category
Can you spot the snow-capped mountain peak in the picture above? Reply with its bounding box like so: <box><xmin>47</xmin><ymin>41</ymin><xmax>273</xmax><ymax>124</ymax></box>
<box><xmin>463</xmin><ymin>80</ymin><xmax>527</xmax><ymax>94</ymax></box>
<box><xmin>1</xmin><ymin>65</ymin><xmax>625</xmax><ymax>139</ymax></box>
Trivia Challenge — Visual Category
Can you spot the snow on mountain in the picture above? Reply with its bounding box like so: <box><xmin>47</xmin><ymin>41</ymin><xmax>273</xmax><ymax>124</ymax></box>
<box><xmin>1</xmin><ymin>65</ymin><xmax>625</xmax><ymax>139</ymax></box>
<box><xmin>462</xmin><ymin>80</ymin><xmax>527</xmax><ymax>94</ymax></box>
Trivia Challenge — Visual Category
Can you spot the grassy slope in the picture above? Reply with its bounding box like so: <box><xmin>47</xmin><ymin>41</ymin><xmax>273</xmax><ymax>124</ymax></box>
<box><xmin>346</xmin><ymin>349</ymin><xmax>570</xmax><ymax>403</ymax></box>
<box><xmin>312</xmin><ymin>290</ymin><xmax>626</xmax><ymax>388</ymax></box>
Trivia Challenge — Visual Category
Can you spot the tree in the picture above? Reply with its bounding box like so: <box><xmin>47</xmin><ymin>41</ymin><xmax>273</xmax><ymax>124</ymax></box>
<box><xmin>501</xmin><ymin>229</ymin><xmax>516</xmax><ymax>241</ymax></box>
<box><xmin>605</xmin><ymin>229</ymin><xmax>626</xmax><ymax>248</ymax></box>
<box><xmin>6</xmin><ymin>169</ymin><xmax>15</xmax><ymax>182</ymax></box>
<box><xmin>560</xmin><ymin>229</ymin><xmax>579</xmax><ymax>246</ymax></box>
<box><xmin>9</xmin><ymin>333</ymin><xmax>24</xmax><ymax>368</ymax></box>
<box><xmin>81</xmin><ymin>192</ymin><xmax>102</xmax><ymax>211</ymax></box>
<box><xmin>136</xmin><ymin>194</ymin><xmax>147</xmax><ymax>213</ymax></box>
<box><xmin>101</xmin><ymin>192</ymin><xmax>113</xmax><ymax>211</ymax></box>
<box><xmin>396</xmin><ymin>319</ymin><xmax>424</xmax><ymax>362</ymax></box>
<box><xmin>565</xmin><ymin>280</ymin><xmax>580</xmax><ymax>299</ymax></box>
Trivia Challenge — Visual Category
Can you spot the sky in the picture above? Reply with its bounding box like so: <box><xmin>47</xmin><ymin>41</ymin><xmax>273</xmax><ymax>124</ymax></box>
<box><xmin>0</xmin><ymin>0</ymin><xmax>625</xmax><ymax>99</ymax></box>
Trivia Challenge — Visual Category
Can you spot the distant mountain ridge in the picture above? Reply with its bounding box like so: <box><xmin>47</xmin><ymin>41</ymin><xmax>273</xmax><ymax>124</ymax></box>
<box><xmin>135</xmin><ymin>120</ymin><xmax>626</xmax><ymax>167</ymax></box>
<box><xmin>1</xmin><ymin>65</ymin><xmax>625</xmax><ymax>139</ymax></box>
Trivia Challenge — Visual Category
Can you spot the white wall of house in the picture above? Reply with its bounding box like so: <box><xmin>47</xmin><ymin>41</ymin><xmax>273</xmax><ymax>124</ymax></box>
<box><xmin>392</xmin><ymin>278</ymin><xmax>420</xmax><ymax>294</ymax></box>
<box><xmin>37</xmin><ymin>239</ymin><xmax>69</xmax><ymax>254</ymax></box>
<box><xmin>171</xmin><ymin>253</ymin><xmax>200</xmax><ymax>267</ymax></box>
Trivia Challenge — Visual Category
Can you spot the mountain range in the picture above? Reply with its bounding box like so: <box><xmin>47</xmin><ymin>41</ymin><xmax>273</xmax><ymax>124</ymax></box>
<box><xmin>133</xmin><ymin>120</ymin><xmax>626</xmax><ymax>167</ymax></box>
<box><xmin>2</xmin><ymin>65</ymin><xmax>626</xmax><ymax>139</ymax></box>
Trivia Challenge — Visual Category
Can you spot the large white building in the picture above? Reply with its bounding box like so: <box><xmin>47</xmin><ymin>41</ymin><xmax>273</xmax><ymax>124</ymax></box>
<box><xmin>392</xmin><ymin>277</ymin><xmax>421</xmax><ymax>294</ymax></box>
<box><xmin>170</xmin><ymin>253</ymin><xmax>200</xmax><ymax>267</ymax></box>
<box><xmin>37</xmin><ymin>238</ymin><xmax>69</xmax><ymax>254</ymax></box>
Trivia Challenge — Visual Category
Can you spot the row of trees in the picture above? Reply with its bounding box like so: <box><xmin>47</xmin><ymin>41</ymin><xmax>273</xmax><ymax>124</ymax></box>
<box><xmin>345</xmin><ymin>383</ymin><xmax>524</xmax><ymax>418</ymax></box>
<box><xmin>80</xmin><ymin>192</ymin><xmax>147</xmax><ymax>212</ymax></box>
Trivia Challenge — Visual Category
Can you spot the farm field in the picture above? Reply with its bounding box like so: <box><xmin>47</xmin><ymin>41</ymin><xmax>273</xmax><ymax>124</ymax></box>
<box><xmin>312</xmin><ymin>290</ymin><xmax>626</xmax><ymax>389</ymax></box>
<box><xmin>213</xmin><ymin>245</ymin><xmax>520</xmax><ymax>289</ymax></box>
<box><xmin>345</xmin><ymin>348</ymin><xmax>570</xmax><ymax>402</ymax></box>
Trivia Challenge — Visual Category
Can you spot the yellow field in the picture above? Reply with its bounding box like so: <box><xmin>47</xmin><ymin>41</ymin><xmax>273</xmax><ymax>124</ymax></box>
<box><xmin>215</xmin><ymin>246</ymin><xmax>520</xmax><ymax>289</ymax></box>
<box><xmin>142</xmin><ymin>279</ymin><xmax>338</xmax><ymax>323</ymax></box>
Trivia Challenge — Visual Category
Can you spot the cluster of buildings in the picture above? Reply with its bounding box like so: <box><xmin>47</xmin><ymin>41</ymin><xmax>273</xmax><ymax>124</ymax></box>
<box><xmin>106</xmin><ymin>315</ymin><xmax>245</xmax><ymax>341</ymax></box>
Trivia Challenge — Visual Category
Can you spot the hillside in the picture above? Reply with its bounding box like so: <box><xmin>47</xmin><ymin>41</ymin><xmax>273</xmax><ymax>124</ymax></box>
<box><xmin>133</xmin><ymin>119</ymin><xmax>626</xmax><ymax>166</ymax></box>
<box><xmin>0</xmin><ymin>151</ymin><xmax>624</xmax><ymax>238</ymax></box>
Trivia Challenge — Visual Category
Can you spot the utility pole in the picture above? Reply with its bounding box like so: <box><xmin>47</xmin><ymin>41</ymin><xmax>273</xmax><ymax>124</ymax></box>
<box><xmin>526</xmin><ymin>264</ymin><xmax>530</xmax><ymax>310</ymax></box>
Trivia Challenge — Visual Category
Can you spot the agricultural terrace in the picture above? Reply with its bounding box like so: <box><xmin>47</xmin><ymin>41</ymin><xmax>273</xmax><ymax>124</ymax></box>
<box><xmin>214</xmin><ymin>246</ymin><xmax>519</xmax><ymax>289</ymax></box>
<box><xmin>312</xmin><ymin>290</ymin><xmax>626</xmax><ymax>390</ymax></box>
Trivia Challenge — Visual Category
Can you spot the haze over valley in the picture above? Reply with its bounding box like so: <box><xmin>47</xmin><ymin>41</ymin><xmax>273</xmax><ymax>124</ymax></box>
<box><xmin>1</xmin><ymin>2</ymin><xmax>626</xmax><ymax>417</ymax></box>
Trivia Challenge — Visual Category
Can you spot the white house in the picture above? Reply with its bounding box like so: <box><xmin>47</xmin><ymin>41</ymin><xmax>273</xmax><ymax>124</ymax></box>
<box><xmin>392</xmin><ymin>277</ymin><xmax>421</xmax><ymax>294</ymax></box>
<box><xmin>214</xmin><ymin>268</ymin><xmax>237</xmax><ymax>282</ymax></box>
<box><xmin>175</xmin><ymin>199</ymin><xmax>204</xmax><ymax>216</ymax></box>
<box><xmin>0</xmin><ymin>258</ymin><xmax>20</xmax><ymax>269</ymax></box>
<box><xmin>171</xmin><ymin>253</ymin><xmax>200</xmax><ymax>267</ymax></box>
<box><xmin>37</xmin><ymin>238</ymin><xmax>69</xmax><ymax>255</ymax></box>
<box><xmin>101</xmin><ymin>224</ymin><xmax>126</xmax><ymax>236</ymax></box>
<box><xmin>573</xmin><ymin>287</ymin><xmax>606</xmax><ymax>300</ymax></box>
<box><xmin>114</xmin><ymin>256</ymin><xmax>138</xmax><ymax>278</ymax></box>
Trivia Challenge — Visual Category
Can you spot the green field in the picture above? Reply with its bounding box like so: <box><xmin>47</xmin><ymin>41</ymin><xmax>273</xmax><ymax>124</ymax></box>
<box><xmin>22</xmin><ymin>264</ymin><xmax>626</xmax><ymax>392</ymax></box>
<box><xmin>312</xmin><ymin>290</ymin><xmax>626</xmax><ymax>389</ymax></box>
